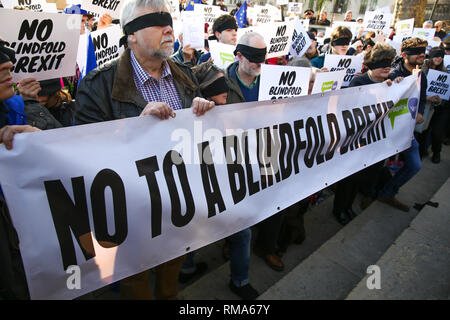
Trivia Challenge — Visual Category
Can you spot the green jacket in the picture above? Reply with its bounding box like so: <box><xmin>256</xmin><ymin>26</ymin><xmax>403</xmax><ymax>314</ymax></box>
<box><xmin>225</xmin><ymin>61</ymin><xmax>245</xmax><ymax>105</ymax></box>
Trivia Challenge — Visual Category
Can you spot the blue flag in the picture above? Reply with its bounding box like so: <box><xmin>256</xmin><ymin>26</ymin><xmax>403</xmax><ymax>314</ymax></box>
<box><xmin>185</xmin><ymin>0</ymin><xmax>202</xmax><ymax>11</ymax></box>
<box><xmin>78</xmin><ymin>32</ymin><xmax>98</xmax><ymax>87</ymax></box>
<box><xmin>234</xmin><ymin>1</ymin><xmax>248</xmax><ymax>28</ymax></box>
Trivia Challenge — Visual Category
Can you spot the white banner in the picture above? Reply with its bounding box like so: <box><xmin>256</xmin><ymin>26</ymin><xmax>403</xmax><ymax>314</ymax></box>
<box><xmin>323</xmin><ymin>54</ymin><xmax>364</xmax><ymax>87</ymax></box>
<box><xmin>395</xmin><ymin>18</ymin><xmax>414</xmax><ymax>36</ymax></box>
<box><xmin>426</xmin><ymin>69</ymin><xmax>450</xmax><ymax>100</ymax></box>
<box><xmin>289</xmin><ymin>17</ymin><xmax>312</xmax><ymax>58</ymax></box>
<box><xmin>90</xmin><ymin>25</ymin><xmax>125</xmax><ymax>67</ymax></box>
<box><xmin>0</xmin><ymin>75</ymin><xmax>420</xmax><ymax>299</ymax></box>
<box><xmin>363</xmin><ymin>11</ymin><xmax>392</xmax><ymax>33</ymax></box>
<box><xmin>259</xmin><ymin>64</ymin><xmax>310</xmax><ymax>101</ymax></box>
<box><xmin>81</xmin><ymin>0</ymin><xmax>125</xmax><ymax>19</ymax></box>
<box><xmin>194</xmin><ymin>4</ymin><xmax>227</xmax><ymax>24</ymax></box>
<box><xmin>0</xmin><ymin>9</ymin><xmax>80</xmax><ymax>82</ymax></box>
<box><xmin>208</xmin><ymin>40</ymin><xmax>235</xmax><ymax>70</ymax></box>
<box><xmin>311</xmin><ymin>70</ymin><xmax>346</xmax><ymax>95</ymax></box>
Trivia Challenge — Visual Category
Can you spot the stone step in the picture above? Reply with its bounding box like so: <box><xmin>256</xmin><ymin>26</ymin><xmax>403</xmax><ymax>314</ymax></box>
<box><xmin>346</xmin><ymin>176</ymin><xmax>450</xmax><ymax>300</ymax></box>
<box><xmin>257</xmin><ymin>146</ymin><xmax>450</xmax><ymax>300</ymax></box>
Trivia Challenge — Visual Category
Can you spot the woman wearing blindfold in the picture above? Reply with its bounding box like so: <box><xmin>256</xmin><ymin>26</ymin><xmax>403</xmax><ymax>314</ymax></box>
<box><xmin>419</xmin><ymin>47</ymin><xmax>449</xmax><ymax>163</ymax></box>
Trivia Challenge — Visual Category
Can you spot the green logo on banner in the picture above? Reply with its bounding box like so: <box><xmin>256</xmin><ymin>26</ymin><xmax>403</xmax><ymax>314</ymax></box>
<box><xmin>220</xmin><ymin>52</ymin><xmax>234</xmax><ymax>66</ymax></box>
<box><xmin>388</xmin><ymin>98</ymin><xmax>409</xmax><ymax>129</ymax></box>
<box><xmin>321</xmin><ymin>81</ymin><xmax>334</xmax><ymax>92</ymax></box>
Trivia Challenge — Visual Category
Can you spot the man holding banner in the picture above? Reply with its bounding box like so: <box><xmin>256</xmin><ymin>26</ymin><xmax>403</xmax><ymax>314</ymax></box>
<box><xmin>75</xmin><ymin>0</ymin><xmax>214</xmax><ymax>300</ymax></box>
<box><xmin>376</xmin><ymin>38</ymin><xmax>427</xmax><ymax>211</ymax></box>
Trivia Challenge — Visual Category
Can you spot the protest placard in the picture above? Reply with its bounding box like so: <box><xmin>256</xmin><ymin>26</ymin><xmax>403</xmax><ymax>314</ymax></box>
<box><xmin>412</xmin><ymin>28</ymin><xmax>436</xmax><ymax>41</ymax></box>
<box><xmin>445</xmin><ymin>55</ymin><xmax>450</xmax><ymax>74</ymax></box>
<box><xmin>311</xmin><ymin>70</ymin><xmax>346</xmax><ymax>95</ymax></box>
<box><xmin>287</xmin><ymin>2</ymin><xmax>302</xmax><ymax>15</ymax></box>
<box><xmin>265</xmin><ymin>20</ymin><xmax>295</xmax><ymax>59</ymax></box>
<box><xmin>253</xmin><ymin>5</ymin><xmax>274</xmax><ymax>25</ymax></box>
<box><xmin>168</xmin><ymin>0</ymin><xmax>180</xmax><ymax>19</ymax></box>
<box><xmin>181</xmin><ymin>10</ymin><xmax>204</xmax><ymax>50</ymax></box>
<box><xmin>363</xmin><ymin>11</ymin><xmax>392</xmax><ymax>33</ymax></box>
<box><xmin>426</xmin><ymin>69</ymin><xmax>450</xmax><ymax>100</ymax></box>
<box><xmin>323</xmin><ymin>54</ymin><xmax>363</xmax><ymax>87</ymax></box>
<box><xmin>2</xmin><ymin>0</ymin><xmax>46</xmax><ymax>11</ymax></box>
<box><xmin>277</xmin><ymin>0</ymin><xmax>289</xmax><ymax>5</ymax></box>
<box><xmin>208</xmin><ymin>40</ymin><xmax>235</xmax><ymax>70</ymax></box>
<box><xmin>90</xmin><ymin>25</ymin><xmax>125</xmax><ymax>67</ymax></box>
<box><xmin>81</xmin><ymin>0</ymin><xmax>125</xmax><ymax>19</ymax></box>
<box><xmin>289</xmin><ymin>17</ymin><xmax>311</xmax><ymax>58</ymax></box>
<box><xmin>395</xmin><ymin>18</ymin><xmax>414</xmax><ymax>36</ymax></box>
<box><xmin>0</xmin><ymin>9</ymin><xmax>80</xmax><ymax>81</ymax></box>
<box><xmin>194</xmin><ymin>4</ymin><xmax>227</xmax><ymax>24</ymax></box>
<box><xmin>259</xmin><ymin>64</ymin><xmax>310</xmax><ymax>101</ymax></box>
<box><xmin>266</xmin><ymin>4</ymin><xmax>282</xmax><ymax>21</ymax></box>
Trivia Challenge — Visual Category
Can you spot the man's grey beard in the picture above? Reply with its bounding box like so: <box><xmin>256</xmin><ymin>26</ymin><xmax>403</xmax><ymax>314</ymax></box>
<box><xmin>147</xmin><ymin>47</ymin><xmax>173</xmax><ymax>60</ymax></box>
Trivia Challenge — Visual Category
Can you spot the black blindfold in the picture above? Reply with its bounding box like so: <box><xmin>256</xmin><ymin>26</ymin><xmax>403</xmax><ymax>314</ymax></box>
<box><xmin>216</xmin><ymin>20</ymin><xmax>238</xmax><ymax>34</ymax></box>
<box><xmin>234</xmin><ymin>44</ymin><xmax>267</xmax><ymax>63</ymax></box>
<box><xmin>123</xmin><ymin>12</ymin><xmax>173</xmax><ymax>35</ymax></box>
<box><xmin>366</xmin><ymin>59</ymin><xmax>392</xmax><ymax>70</ymax></box>
<box><xmin>202</xmin><ymin>76</ymin><xmax>229</xmax><ymax>98</ymax></box>
<box><xmin>403</xmin><ymin>46</ymin><xmax>426</xmax><ymax>56</ymax></box>
<box><xmin>331</xmin><ymin>37</ymin><xmax>351</xmax><ymax>46</ymax></box>
<box><xmin>428</xmin><ymin>48</ymin><xmax>445</xmax><ymax>59</ymax></box>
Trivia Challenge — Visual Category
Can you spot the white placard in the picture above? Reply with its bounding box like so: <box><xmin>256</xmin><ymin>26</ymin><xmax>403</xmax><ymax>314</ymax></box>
<box><xmin>208</xmin><ymin>40</ymin><xmax>236</xmax><ymax>70</ymax></box>
<box><xmin>253</xmin><ymin>5</ymin><xmax>274</xmax><ymax>25</ymax></box>
<box><xmin>289</xmin><ymin>17</ymin><xmax>312</xmax><ymax>58</ymax></box>
<box><xmin>287</xmin><ymin>2</ymin><xmax>302</xmax><ymax>14</ymax></box>
<box><xmin>259</xmin><ymin>64</ymin><xmax>310</xmax><ymax>100</ymax></box>
<box><xmin>168</xmin><ymin>0</ymin><xmax>180</xmax><ymax>19</ymax></box>
<box><xmin>299</xmin><ymin>18</ymin><xmax>309</xmax><ymax>31</ymax></box>
<box><xmin>395</xmin><ymin>18</ymin><xmax>414</xmax><ymax>36</ymax></box>
<box><xmin>323</xmin><ymin>54</ymin><xmax>364</xmax><ymax>87</ymax></box>
<box><xmin>311</xmin><ymin>69</ymin><xmax>346</xmax><ymax>94</ymax></box>
<box><xmin>277</xmin><ymin>0</ymin><xmax>289</xmax><ymax>5</ymax></box>
<box><xmin>90</xmin><ymin>25</ymin><xmax>125</xmax><ymax>67</ymax></box>
<box><xmin>81</xmin><ymin>0</ymin><xmax>125</xmax><ymax>19</ymax></box>
<box><xmin>363</xmin><ymin>11</ymin><xmax>393</xmax><ymax>33</ymax></box>
<box><xmin>332</xmin><ymin>21</ymin><xmax>357</xmax><ymax>36</ymax></box>
<box><xmin>265</xmin><ymin>20</ymin><xmax>295</xmax><ymax>59</ymax></box>
<box><xmin>444</xmin><ymin>55</ymin><xmax>450</xmax><ymax>74</ymax></box>
<box><xmin>412</xmin><ymin>28</ymin><xmax>436</xmax><ymax>41</ymax></box>
<box><xmin>181</xmin><ymin>10</ymin><xmax>205</xmax><ymax>50</ymax></box>
<box><xmin>426</xmin><ymin>69</ymin><xmax>450</xmax><ymax>100</ymax></box>
<box><xmin>4</xmin><ymin>0</ymin><xmax>45</xmax><ymax>10</ymax></box>
<box><xmin>237</xmin><ymin>21</ymin><xmax>295</xmax><ymax>59</ymax></box>
<box><xmin>194</xmin><ymin>4</ymin><xmax>227</xmax><ymax>24</ymax></box>
<box><xmin>0</xmin><ymin>9</ymin><xmax>80</xmax><ymax>82</ymax></box>
<box><xmin>426</xmin><ymin>40</ymin><xmax>441</xmax><ymax>54</ymax></box>
<box><xmin>266</xmin><ymin>4</ymin><xmax>282</xmax><ymax>21</ymax></box>
<box><xmin>0</xmin><ymin>75</ymin><xmax>420</xmax><ymax>299</ymax></box>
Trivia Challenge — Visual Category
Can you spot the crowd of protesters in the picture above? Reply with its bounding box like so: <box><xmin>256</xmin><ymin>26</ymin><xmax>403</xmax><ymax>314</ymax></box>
<box><xmin>0</xmin><ymin>0</ymin><xmax>449</xmax><ymax>301</ymax></box>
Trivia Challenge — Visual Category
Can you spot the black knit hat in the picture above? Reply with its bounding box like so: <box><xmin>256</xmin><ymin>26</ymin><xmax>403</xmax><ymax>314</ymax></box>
<box><xmin>38</xmin><ymin>78</ymin><xmax>62</xmax><ymax>97</ymax></box>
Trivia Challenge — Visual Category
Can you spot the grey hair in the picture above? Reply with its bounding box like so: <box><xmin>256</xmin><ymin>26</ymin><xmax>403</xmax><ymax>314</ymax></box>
<box><xmin>120</xmin><ymin>0</ymin><xmax>171</xmax><ymax>28</ymax></box>
<box><xmin>288</xmin><ymin>57</ymin><xmax>312</xmax><ymax>68</ymax></box>
<box><xmin>237</xmin><ymin>31</ymin><xmax>265</xmax><ymax>46</ymax></box>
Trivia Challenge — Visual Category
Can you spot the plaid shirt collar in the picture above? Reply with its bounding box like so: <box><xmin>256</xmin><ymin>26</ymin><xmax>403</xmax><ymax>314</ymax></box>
<box><xmin>130</xmin><ymin>50</ymin><xmax>172</xmax><ymax>86</ymax></box>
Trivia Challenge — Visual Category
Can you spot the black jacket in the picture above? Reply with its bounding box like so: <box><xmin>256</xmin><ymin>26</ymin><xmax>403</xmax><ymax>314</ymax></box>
<box><xmin>75</xmin><ymin>49</ymin><xmax>202</xmax><ymax>124</ymax></box>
